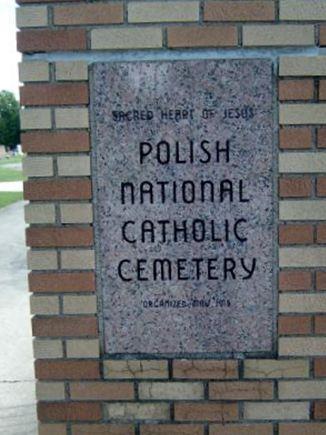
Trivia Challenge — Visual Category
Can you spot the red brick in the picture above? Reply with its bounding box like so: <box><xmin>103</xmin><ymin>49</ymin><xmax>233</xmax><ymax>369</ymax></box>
<box><xmin>71</xmin><ymin>425</ymin><xmax>134</xmax><ymax>435</ymax></box>
<box><xmin>314</xmin><ymin>401</ymin><xmax>326</xmax><ymax>419</ymax></box>
<box><xmin>140</xmin><ymin>425</ymin><xmax>204</xmax><ymax>435</ymax></box>
<box><xmin>21</xmin><ymin>131</ymin><xmax>90</xmax><ymax>153</ymax></box>
<box><xmin>210</xmin><ymin>424</ymin><xmax>273</xmax><ymax>435</ymax></box>
<box><xmin>279</xmin><ymin>423</ymin><xmax>326</xmax><ymax>434</ymax></box>
<box><xmin>173</xmin><ymin>360</ymin><xmax>238</xmax><ymax>379</ymax></box>
<box><xmin>279</xmin><ymin>79</ymin><xmax>314</xmax><ymax>101</ymax></box>
<box><xmin>317</xmin><ymin>177</ymin><xmax>326</xmax><ymax>197</ymax></box>
<box><xmin>18</xmin><ymin>0</ymin><xmax>82</xmax><ymax>3</ymax></box>
<box><xmin>320</xmin><ymin>25</ymin><xmax>326</xmax><ymax>47</ymax></box>
<box><xmin>54</xmin><ymin>4</ymin><xmax>123</xmax><ymax>25</ymax></box>
<box><xmin>17</xmin><ymin>29</ymin><xmax>87</xmax><ymax>53</ymax></box>
<box><xmin>279</xmin><ymin>315</ymin><xmax>312</xmax><ymax>335</ymax></box>
<box><xmin>319</xmin><ymin>80</ymin><xmax>326</xmax><ymax>101</ymax></box>
<box><xmin>26</xmin><ymin>227</ymin><xmax>93</xmax><ymax>248</ymax></box>
<box><xmin>209</xmin><ymin>381</ymin><xmax>273</xmax><ymax>400</ymax></box>
<box><xmin>279</xmin><ymin>224</ymin><xmax>314</xmax><ymax>245</ymax></box>
<box><xmin>279</xmin><ymin>127</ymin><xmax>312</xmax><ymax>150</ymax></box>
<box><xmin>317</xmin><ymin>224</ymin><xmax>326</xmax><ymax>243</ymax></box>
<box><xmin>174</xmin><ymin>403</ymin><xmax>238</xmax><ymax>422</ymax></box>
<box><xmin>24</xmin><ymin>179</ymin><xmax>92</xmax><ymax>200</ymax></box>
<box><xmin>70</xmin><ymin>382</ymin><xmax>134</xmax><ymax>400</ymax></box>
<box><xmin>318</xmin><ymin>128</ymin><xmax>326</xmax><ymax>148</ymax></box>
<box><xmin>167</xmin><ymin>26</ymin><xmax>237</xmax><ymax>48</ymax></box>
<box><xmin>32</xmin><ymin>316</ymin><xmax>98</xmax><ymax>337</ymax></box>
<box><xmin>38</xmin><ymin>402</ymin><xmax>101</xmax><ymax>422</ymax></box>
<box><xmin>314</xmin><ymin>358</ymin><xmax>326</xmax><ymax>377</ymax></box>
<box><xmin>204</xmin><ymin>1</ymin><xmax>275</xmax><ymax>22</ymax></box>
<box><xmin>315</xmin><ymin>316</ymin><xmax>326</xmax><ymax>334</ymax></box>
<box><xmin>279</xmin><ymin>177</ymin><xmax>313</xmax><ymax>198</ymax></box>
<box><xmin>20</xmin><ymin>84</ymin><xmax>89</xmax><ymax>106</ymax></box>
<box><xmin>317</xmin><ymin>271</ymin><xmax>326</xmax><ymax>291</ymax></box>
<box><xmin>29</xmin><ymin>272</ymin><xmax>95</xmax><ymax>293</ymax></box>
<box><xmin>279</xmin><ymin>270</ymin><xmax>312</xmax><ymax>291</ymax></box>
<box><xmin>35</xmin><ymin>360</ymin><xmax>100</xmax><ymax>380</ymax></box>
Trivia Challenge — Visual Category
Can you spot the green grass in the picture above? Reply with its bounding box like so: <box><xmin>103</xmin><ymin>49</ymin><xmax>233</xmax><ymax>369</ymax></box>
<box><xmin>0</xmin><ymin>156</ymin><xmax>23</xmax><ymax>208</ymax></box>
<box><xmin>0</xmin><ymin>192</ymin><xmax>23</xmax><ymax>209</ymax></box>
<box><xmin>0</xmin><ymin>155</ymin><xmax>23</xmax><ymax>166</ymax></box>
<box><xmin>0</xmin><ymin>167</ymin><xmax>24</xmax><ymax>182</ymax></box>
<box><xmin>0</xmin><ymin>156</ymin><xmax>24</xmax><ymax>207</ymax></box>
<box><xmin>0</xmin><ymin>155</ymin><xmax>23</xmax><ymax>182</ymax></box>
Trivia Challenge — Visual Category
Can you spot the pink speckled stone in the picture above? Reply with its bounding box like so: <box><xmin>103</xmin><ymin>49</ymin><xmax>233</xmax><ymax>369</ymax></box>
<box><xmin>91</xmin><ymin>59</ymin><xmax>275</xmax><ymax>355</ymax></box>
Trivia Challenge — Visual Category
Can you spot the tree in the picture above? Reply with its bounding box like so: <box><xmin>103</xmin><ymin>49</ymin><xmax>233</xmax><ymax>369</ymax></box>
<box><xmin>0</xmin><ymin>91</ymin><xmax>20</xmax><ymax>150</ymax></box>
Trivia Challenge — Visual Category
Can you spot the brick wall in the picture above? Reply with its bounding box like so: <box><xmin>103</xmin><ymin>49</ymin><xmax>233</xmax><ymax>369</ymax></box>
<box><xmin>16</xmin><ymin>1</ymin><xmax>326</xmax><ymax>434</ymax></box>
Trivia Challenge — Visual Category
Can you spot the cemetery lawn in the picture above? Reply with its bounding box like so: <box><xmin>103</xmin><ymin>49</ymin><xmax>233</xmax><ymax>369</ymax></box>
<box><xmin>0</xmin><ymin>167</ymin><xmax>23</xmax><ymax>182</ymax></box>
<box><xmin>0</xmin><ymin>156</ymin><xmax>24</xmax><ymax>182</ymax></box>
<box><xmin>0</xmin><ymin>157</ymin><xmax>24</xmax><ymax>207</ymax></box>
<box><xmin>0</xmin><ymin>155</ymin><xmax>22</xmax><ymax>165</ymax></box>
<box><xmin>0</xmin><ymin>192</ymin><xmax>23</xmax><ymax>209</ymax></box>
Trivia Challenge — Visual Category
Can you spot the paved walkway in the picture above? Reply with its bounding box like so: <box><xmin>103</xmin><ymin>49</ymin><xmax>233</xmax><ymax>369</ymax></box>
<box><xmin>0</xmin><ymin>201</ymin><xmax>37</xmax><ymax>434</ymax></box>
<box><xmin>0</xmin><ymin>182</ymin><xmax>23</xmax><ymax>192</ymax></box>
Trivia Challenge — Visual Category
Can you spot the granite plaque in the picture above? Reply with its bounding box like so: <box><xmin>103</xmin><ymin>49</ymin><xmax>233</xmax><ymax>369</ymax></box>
<box><xmin>92</xmin><ymin>59</ymin><xmax>275</xmax><ymax>354</ymax></box>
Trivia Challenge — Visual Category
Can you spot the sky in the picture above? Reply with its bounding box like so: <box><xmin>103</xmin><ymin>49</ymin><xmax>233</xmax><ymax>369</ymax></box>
<box><xmin>0</xmin><ymin>0</ymin><xmax>21</xmax><ymax>98</ymax></box>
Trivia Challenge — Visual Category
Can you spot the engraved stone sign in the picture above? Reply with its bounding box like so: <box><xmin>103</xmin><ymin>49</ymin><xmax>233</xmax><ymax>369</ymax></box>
<box><xmin>92</xmin><ymin>59</ymin><xmax>275</xmax><ymax>354</ymax></box>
